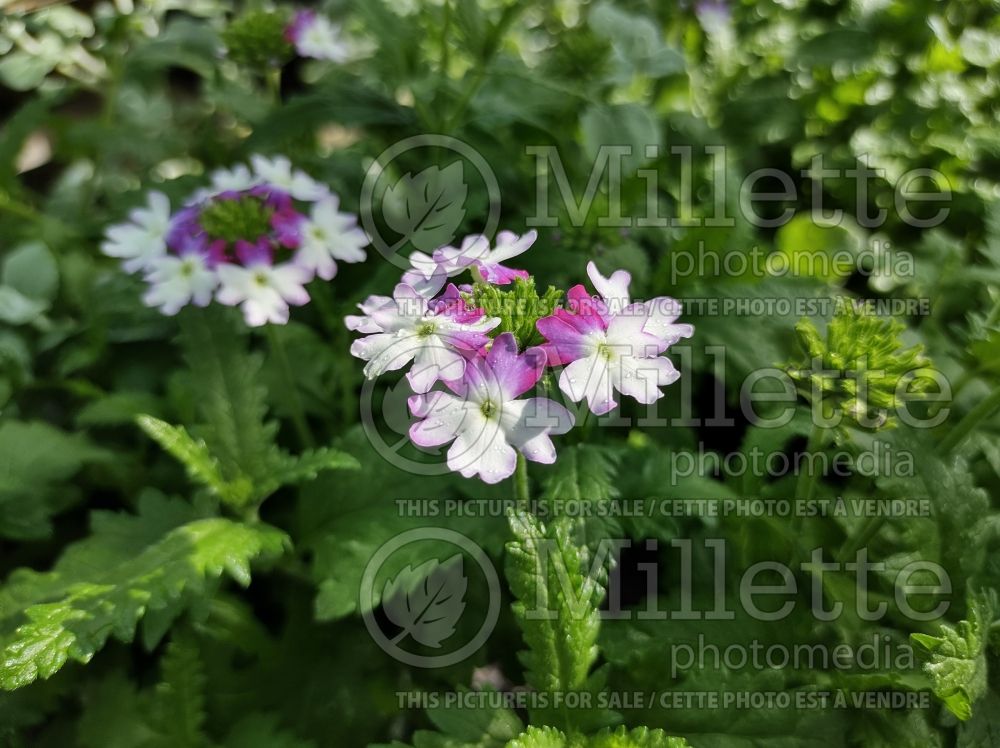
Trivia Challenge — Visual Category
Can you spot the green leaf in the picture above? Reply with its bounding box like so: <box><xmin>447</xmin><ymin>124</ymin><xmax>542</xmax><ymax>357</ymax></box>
<box><xmin>589</xmin><ymin>727</ymin><xmax>691</xmax><ymax>748</ymax></box>
<box><xmin>588</xmin><ymin>2</ymin><xmax>684</xmax><ymax>79</ymax></box>
<box><xmin>377</xmin><ymin>689</ymin><xmax>524</xmax><ymax>748</ymax></box>
<box><xmin>774</xmin><ymin>214</ymin><xmax>864</xmax><ymax>282</ymax></box>
<box><xmin>137</xmin><ymin>415</ymin><xmax>250</xmax><ymax>506</ymax></box>
<box><xmin>505</xmin><ymin>727</ymin><xmax>690</xmax><ymax>748</ymax></box>
<box><xmin>911</xmin><ymin>592</ymin><xmax>995</xmax><ymax>721</ymax></box>
<box><xmin>958</xmin><ymin>29</ymin><xmax>1000</xmax><ymax>68</ymax></box>
<box><xmin>305</xmin><ymin>427</ymin><xmax>503</xmax><ymax>621</ymax></box>
<box><xmin>145</xmin><ymin>633</ymin><xmax>209</xmax><ymax>748</ymax></box>
<box><xmin>382</xmin><ymin>555</ymin><xmax>467</xmax><ymax>648</ymax></box>
<box><xmin>0</xmin><ymin>420</ymin><xmax>110</xmax><ymax>539</ymax></box>
<box><xmin>0</xmin><ymin>51</ymin><xmax>57</xmax><ymax>92</ymax></box>
<box><xmin>224</xmin><ymin>714</ymin><xmax>318</xmax><ymax>748</ymax></box>
<box><xmin>580</xmin><ymin>104</ymin><xmax>661</xmax><ymax>175</ymax></box>
<box><xmin>506</xmin><ymin>727</ymin><xmax>572</xmax><ymax>748</ymax></box>
<box><xmin>505</xmin><ymin>511</ymin><xmax>613</xmax><ymax>733</ymax></box>
<box><xmin>541</xmin><ymin>445</ymin><xmax>620</xmax><ymax>503</ymax></box>
<box><xmin>268</xmin><ymin>447</ymin><xmax>360</xmax><ymax>488</ymax></box>
<box><xmin>0</xmin><ymin>506</ymin><xmax>288</xmax><ymax>690</ymax></box>
<box><xmin>0</xmin><ymin>286</ymin><xmax>48</xmax><ymax>325</ymax></box>
<box><xmin>2</xmin><ymin>242</ymin><xmax>58</xmax><ymax>302</ymax></box>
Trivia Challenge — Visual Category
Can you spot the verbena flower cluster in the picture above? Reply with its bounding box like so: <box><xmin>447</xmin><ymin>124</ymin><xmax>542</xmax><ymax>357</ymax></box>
<box><xmin>346</xmin><ymin>232</ymin><xmax>693</xmax><ymax>483</ymax></box>
<box><xmin>102</xmin><ymin>156</ymin><xmax>368</xmax><ymax>326</ymax></box>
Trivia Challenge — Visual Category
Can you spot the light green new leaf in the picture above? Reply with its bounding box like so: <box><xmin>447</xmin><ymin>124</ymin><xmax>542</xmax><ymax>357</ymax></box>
<box><xmin>911</xmin><ymin>593</ymin><xmax>995</xmax><ymax>721</ymax></box>
<box><xmin>506</xmin><ymin>726</ymin><xmax>690</xmax><ymax>748</ymax></box>
<box><xmin>0</xmin><ymin>511</ymin><xmax>289</xmax><ymax>690</ymax></box>
<box><xmin>506</xmin><ymin>511</ymin><xmax>614</xmax><ymax>733</ymax></box>
<box><xmin>137</xmin><ymin>415</ymin><xmax>251</xmax><ymax>506</ymax></box>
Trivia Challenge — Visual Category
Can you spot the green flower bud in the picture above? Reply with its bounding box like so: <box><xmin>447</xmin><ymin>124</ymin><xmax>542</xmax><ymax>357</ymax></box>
<box><xmin>221</xmin><ymin>9</ymin><xmax>293</xmax><ymax>70</ymax></box>
<box><xmin>465</xmin><ymin>277</ymin><xmax>563</xmax><ymax>349</ymax></box>
<box><xmin>787</xmin><ymin>303</ymin><xmax>932</xmax><ymax>431</ymax></box>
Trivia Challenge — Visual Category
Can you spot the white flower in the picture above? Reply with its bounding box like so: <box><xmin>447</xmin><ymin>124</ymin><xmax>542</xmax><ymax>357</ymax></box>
<box><xmin>536</xmin><ymin>262</ymin><xmax>693</xmax><ymax>415</ymax></box>
<box><xmin>586</xmin><ymin>261</ymin><xmax>694</xmax><ymax>347</ymax></box>
<box><xmin>209</xmin><ymin>163</ymin><xmax>260</xmax><ymax>193</ymax></box>
<box><xmin>345</xmin><ymin>294</ymin><xmax>394</xmax><ymax>333</ymax></box>
<box><xmin>435</xmin><ymin>230</ymin><xmax>535</xmax><ymax>285</ymax></box>
<box><xmin>348</xmin><ymin>283</ymin><xmax>500</xmax><ymax>393</ymax></box>
<box><xmin>292</xmin><ymin>14</ymin><xmax>350</xmax><ymax>62</ymax></box>
<box><xmin>400</xmin><ymin>249</ymin><xmax>452</xmax><ymax>298</ymax></box>
<box><xmin>142</xmin><ymin>252</ymin><xmax>217</xmax><ymax>316</ymax></box>
<box><xmin>249</xmin><ymin>155</ymin><xmax>328</xmax><ymax>201</ymax></box>
<box><xmin>407</xmin><ymin>333</ymin><xmax>574</xmax><ymax>483</ymax></box>
<box><xmin>101</xmin><ymin>191</ymin><xmax>172</xmax><ymax>273</ymax></box>
<box><xmin>216</xmin><ymin>261</ymin><xmax>312</xmax><ymax>327</ymax></box>
<box><xmin>295</xmin><ymin>196</ymin><xmax>369</xmax><ymax>280</ymax></box>
<box><xmin>555</xmin><ymin>314</ymin><xmax>681</xmax><ymax>415</ymax></box>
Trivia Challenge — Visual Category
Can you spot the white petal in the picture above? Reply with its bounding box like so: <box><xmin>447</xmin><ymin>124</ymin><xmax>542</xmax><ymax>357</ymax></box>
<box><xmin>560</xmin><ymin>354</ymin><xmax>616</xmax><ymax>415</ymax></box>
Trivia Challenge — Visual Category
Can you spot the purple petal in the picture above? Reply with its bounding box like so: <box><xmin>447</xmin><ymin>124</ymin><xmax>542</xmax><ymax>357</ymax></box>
<box><xmin>483</xmin><ymin>332</ymin><xmax>545</xmax><ymax>401</ymax></box>
<box><xmin>476</xmin><ymin>262</ymin><xmax>530</xmax><ymax>285</ymax></box>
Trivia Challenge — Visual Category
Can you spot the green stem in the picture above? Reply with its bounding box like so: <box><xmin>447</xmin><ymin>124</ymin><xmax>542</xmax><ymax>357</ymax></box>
<box><xmin>939</xmin><ymin>383</ymin><xmax>1000</xmax><ymax>455</ymax></box>
<box><xmin>513</xmin><ymin>452</ymin><xmax>530</xmax><ymax>506</ymax></box>
<box><xmin>265</xmin><ymin>325</ymin><xmax>315</xmax><ymax>449</ymax></box>
<box><xmin>265</xmin><ymin>67</ymin><xmax>282</xmax><ymax>103</ymax></box>
<box><xmin>0</xmin><ymin>192</ymin><xmax>42</xmax><ymax>223</ymax></box>
<box><xmin>837</xmin><ymin>514</ymin><xmax>886</xmax><ymax>564</ymax></box>
<box><xmin>794</xmin><ymin>423</ymin><xmax>827</xmax><ymax>503</ymax></box>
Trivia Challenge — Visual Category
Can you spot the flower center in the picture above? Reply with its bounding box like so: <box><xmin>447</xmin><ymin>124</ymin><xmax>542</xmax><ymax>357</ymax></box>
<box><xmin>254</xmin><ymin>271</ymin><xmax>269</xmax><ymax>286</ymax></box>
<box><xmin>416</xmin><ymin>321</ymin><xmax>437</xmax><ymax>338</ymax></box>
<box><xmin>480</xmin><ymin>400</ymin><xmax>498</xmax><ymax>419</ymax></box>
<box><xmin>596</xmin><ymin>342</ymin><xmax>616</xmax><ymax>361</ymax></box>
<box><xmin>180</xmin><ymin>260</ymin><xmax>196</xmax><ymax>278</ymax></box>
<box><xmin>199</xmin><ymin>194</ymin><xmax>274</xmax><ymax>244</ymax></box>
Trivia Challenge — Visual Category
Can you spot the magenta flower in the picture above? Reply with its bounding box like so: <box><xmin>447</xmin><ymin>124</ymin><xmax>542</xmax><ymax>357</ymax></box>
<box><xmin>349</xmin><ymin>283</ymin><xmax>500</xmax><ymax>393</ymax></box>
<box><xmin>408</xmin><ymin>333</ymin><xmax>575</xmax><ymax>483</ymax></box>
<box><xmin>536</xmin><ymin>263</ymin><xmax>692</xmax><ymax>414</ymax></box>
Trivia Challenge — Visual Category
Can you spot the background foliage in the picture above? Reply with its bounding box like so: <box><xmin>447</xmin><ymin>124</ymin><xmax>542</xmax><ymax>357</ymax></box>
<box><xmin>1</xmin><ymin>0</ymin><xmax>1000</xmax><ymax>746</ymax></box>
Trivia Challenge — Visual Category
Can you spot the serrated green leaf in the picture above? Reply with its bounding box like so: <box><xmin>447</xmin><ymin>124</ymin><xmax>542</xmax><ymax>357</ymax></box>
<box><xmin>911</xmin><ymin>592</ymin><xmax>995</xmax><ymax>721</ymax></box>
<box><xmin>506</xmin><ymin>726</ymin><xmax>572</xmax><ymax>748</ymax></box>
<box><xmin>0</xmin><ymin>511</ymin><xmax>288</xmax><ymax>690</ymax></box>
<box><xmin>268</xmin><ymin>447</ymin><xmax>360</xmax><ymax>488</ymax></box>
<box><xmin>136</xmin><ymin>415</ymin><xmax>251</xmax><ymax>506</ymax></box>
<box><xmin>505</xmin><ymin>511</ymin><xmax>612</xmax><ymax>733</ymax></box>
<box><xmin>178</xmin><ymin>309</ymin><xmax>280</xmax><ymax>504</ymax></box>
<box><xmin>145</xmin><ymin>632</ymin><xmax>209</xmax><ymax>748</ymax></box>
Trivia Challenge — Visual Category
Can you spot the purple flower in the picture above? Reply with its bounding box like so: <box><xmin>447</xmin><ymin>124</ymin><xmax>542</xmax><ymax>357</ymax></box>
<box><xmin>408</xmin><ymin>333</ymin><xmax>575</xmax><ymax>484</ymax></box>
